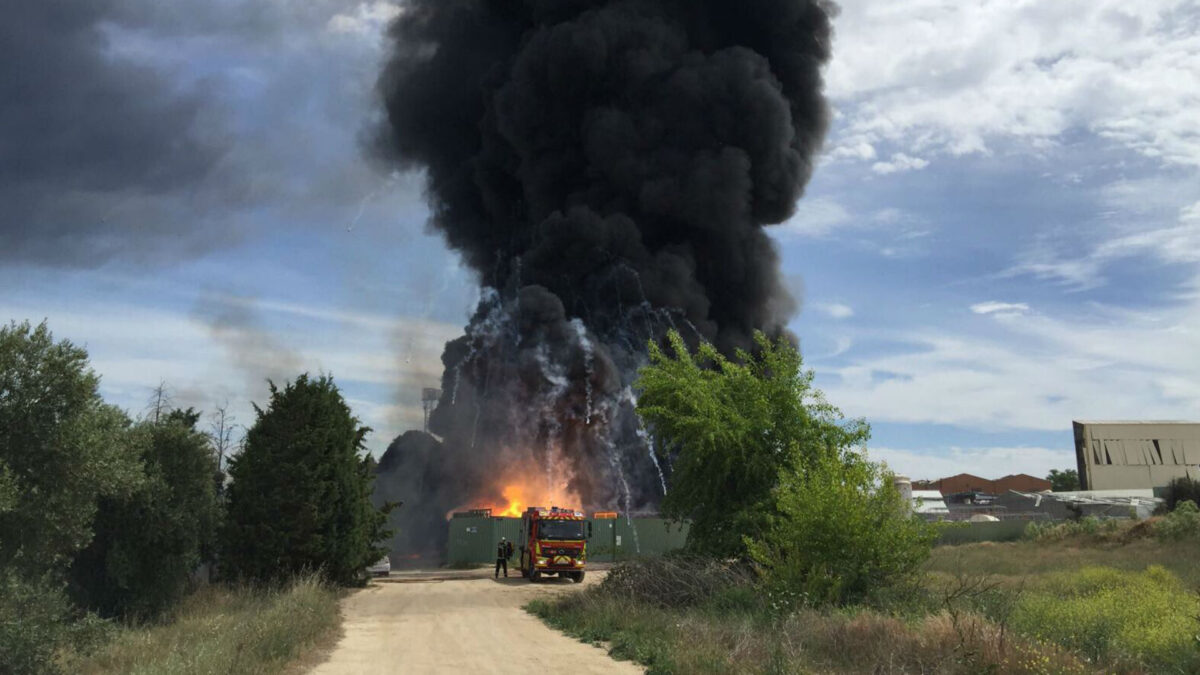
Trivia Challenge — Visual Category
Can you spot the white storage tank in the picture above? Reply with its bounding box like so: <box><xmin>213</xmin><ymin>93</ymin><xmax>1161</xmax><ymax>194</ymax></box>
<box><xmin>893</xmin><ymin>475</ymin><xmax>913</xmax><ymax>514</ymax></box>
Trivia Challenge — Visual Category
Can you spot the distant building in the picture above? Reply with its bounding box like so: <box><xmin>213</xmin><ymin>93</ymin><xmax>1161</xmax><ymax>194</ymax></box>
<box><xmin>995</xmin><ymin>489</ymin><xmax>1161</xmax><ymax>521</ymax></box>
<box><xmin>913</xmin><ymin>473</ymin><xmax>1052</xmax><ymax>496</ymax></box>
<box><xmin>1073</xmin><ymin>421</ymin><xmax>1200</xmax><ymax>491</ymax></box>
<box><xmin>912</xmin><ymin>490</ymin><xmax>949</xmax><ymax>518</ymax></box>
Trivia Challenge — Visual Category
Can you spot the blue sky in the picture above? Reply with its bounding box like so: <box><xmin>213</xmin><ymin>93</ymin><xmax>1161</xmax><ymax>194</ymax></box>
<box><xmin>4</xmin><ymin>1</ymin><xmax>1199</xmax><ymax>480</ymax></box>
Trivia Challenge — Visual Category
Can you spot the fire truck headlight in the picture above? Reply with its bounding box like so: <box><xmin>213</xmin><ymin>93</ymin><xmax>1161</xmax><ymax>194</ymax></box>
<box><xmin>536</xmin><ymin>558</ymin><xmax>548</xmax><ymax>566</ymax></box>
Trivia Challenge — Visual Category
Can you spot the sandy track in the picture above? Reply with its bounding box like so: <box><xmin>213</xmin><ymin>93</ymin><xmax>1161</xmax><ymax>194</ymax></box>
<box><xmin>309</xmin><ymin>571</ymin><xmax>642</xmax><ymax>674</ymax></box>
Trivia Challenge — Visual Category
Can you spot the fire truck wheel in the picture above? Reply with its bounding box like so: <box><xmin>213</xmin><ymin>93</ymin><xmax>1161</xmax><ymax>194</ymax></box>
<box><xmin>530</xmin><ymin>570</ymin><xmax>541</xmax><ymax>583</ymax></box>
<box><xmin>571</xmin><ymin>572</ymin><xmax>585</xmax><ymax>583</ymax></box>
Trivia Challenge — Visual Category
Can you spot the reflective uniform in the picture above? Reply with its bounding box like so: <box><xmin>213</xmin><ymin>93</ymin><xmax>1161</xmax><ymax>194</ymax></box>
<box><xmin>494</xmin><ymin>541</ymin><xmax>508</xmax><ymax>578</ymax></box>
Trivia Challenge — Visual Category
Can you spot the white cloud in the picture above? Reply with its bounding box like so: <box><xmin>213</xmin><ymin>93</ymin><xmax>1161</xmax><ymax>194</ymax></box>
<box><xmin>1009</xmin><ymin>193</ymin><xmax>1200</xmax><ymax>289</ymax></box>
<box><xmin>326</xmin><ymin>2</ymin><xmax>402</xmax><ymax>36</ymax></box>
<box><xmin>827</xmin><ymin>135</ymin><xmax>878</xmax><ymax>161</ymax></box>
<box><xmin>778</xmin><ymin>197</ymin><xmax>852</xmax><ymax>237</ymax></box>
<box><xmin>1182</xmin><ymin>201</ymin><xmax>1200</xmax><ymax>223</ymax></box>
<box><xmin>814</xmin><ymin>303</ymin><xmax>856</xmax><ymax>320</ymax></box>
<box><xmin>970</xmin><ymin>301</ymin><xmax>1030</xmax><ymax>316</ymax></box>
<box><xmin>817</xmin><ymin>299</ymin><xmax>1200</xmax><ymax>433</ymax></box>
<box><xmin>872</xmin><ymin>153</ymin><xmax>930</xmax><ymax>175</ymax></box>
<box><xmin>827</xmin><ymin>0</ymin><xmax>1200</xmax><ymax>168</ymax></box>
<box><xmin>868</xmin><ymin>446</ymin><xmax>1073</xmax><ymax>482</ymax></box>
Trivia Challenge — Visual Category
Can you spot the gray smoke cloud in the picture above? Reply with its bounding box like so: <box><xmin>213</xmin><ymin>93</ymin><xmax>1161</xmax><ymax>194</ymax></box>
<box><xmin>372</xmin><ymin>0</ymin><xmax>835</xmax><ymax>558</ymax></box>
<box><xmin>0</xmin><ymin>1</ymin><xmax>227</xmax><ymax>265</ymax></box>
<box><xmin>1</xmin><ymin>0</ymin><xmax>409</xmax><ymax>268</ymax></box>
<box><xmin>193</xmin><ymin>296</ymin><xmax>304</xmax><ymax>399</ymax></box>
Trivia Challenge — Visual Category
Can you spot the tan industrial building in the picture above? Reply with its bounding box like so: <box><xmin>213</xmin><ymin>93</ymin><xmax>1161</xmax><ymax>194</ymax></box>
<box><xmin>1074</xmin><ymin>421</ymin><xmax>1200</xmax><ymax>491</ymax></box>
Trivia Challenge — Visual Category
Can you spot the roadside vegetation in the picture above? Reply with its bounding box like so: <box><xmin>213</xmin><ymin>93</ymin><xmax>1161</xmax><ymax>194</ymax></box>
<box><xmin>532</xmin><ymin>508</ymin><xmax>1200</xmax><ymax>674</ymax></box>
<box><xmin>0</xmin><ymin>320</ymin><xmax>388</xmax><ymax>674</ymax></box>
<box><xmin>60</xmin><ymin>575</ymin><xmax>341</xmax><ymax>675</ymax></box>
<box><xmin>530</xmin><ymin>330</ymin><xmax>1200</xmax><ymax>674</ymax></box>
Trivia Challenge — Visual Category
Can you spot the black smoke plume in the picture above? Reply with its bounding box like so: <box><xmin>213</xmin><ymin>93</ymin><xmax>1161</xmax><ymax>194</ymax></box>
<box><xmin>372</xmin><ymin>0</ymin><xmax>834</xmax><ymax>559</ymax></box>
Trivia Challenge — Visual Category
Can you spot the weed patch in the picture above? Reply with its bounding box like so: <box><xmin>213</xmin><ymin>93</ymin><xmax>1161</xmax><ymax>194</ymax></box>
<box><xmin>1010</xmin><ymin>565</ymin><xmax>1200</xmax><ymax>672</ymax></box>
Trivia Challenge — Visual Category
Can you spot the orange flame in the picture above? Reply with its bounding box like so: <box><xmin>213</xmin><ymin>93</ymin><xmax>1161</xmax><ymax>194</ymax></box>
<box><xmin>477</xmin><ymin>477</ymin><xmax>581</xmax><ymax>518</ymax></box>
<box><xmin>450</xmin><ymin>448</ymin><xmax>584</xmax><ymax>518</ymax></box>
<box><xmin>498</xmin><ymin>484</ymin><xmax>525</xmax><ymax>518</ymax></box>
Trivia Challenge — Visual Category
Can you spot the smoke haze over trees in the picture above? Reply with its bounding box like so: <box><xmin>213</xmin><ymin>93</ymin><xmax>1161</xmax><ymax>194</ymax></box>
<box><xmin>372</xmin><ymin>0</ymin><xmax>836</xmax><ymax>551</ymax></box>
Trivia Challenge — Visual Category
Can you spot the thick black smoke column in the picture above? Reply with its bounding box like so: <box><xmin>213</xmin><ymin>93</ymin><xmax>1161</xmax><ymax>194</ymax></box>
<box><xmin>372</xmin><ymin>0</ymin><xmax>834</xmax><ymax>558</ymax></box>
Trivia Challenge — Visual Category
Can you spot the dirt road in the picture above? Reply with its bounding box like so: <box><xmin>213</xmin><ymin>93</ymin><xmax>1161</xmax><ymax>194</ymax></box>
<box><xmin>309</xmin><ymin>570</ymin><xmax>642</xmax><ymax>674</ymax></box>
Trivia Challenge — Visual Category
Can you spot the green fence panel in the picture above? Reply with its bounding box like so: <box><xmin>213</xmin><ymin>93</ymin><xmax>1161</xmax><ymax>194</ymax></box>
<box><xmin>631</xmin><ymin>518</ymin><xmax>690</xmax><ymax>556</ymax></box>
<box><xmin>588</xmin><ymin>518</ymin><xmax>619</xmax><ymax>562</ymax></box>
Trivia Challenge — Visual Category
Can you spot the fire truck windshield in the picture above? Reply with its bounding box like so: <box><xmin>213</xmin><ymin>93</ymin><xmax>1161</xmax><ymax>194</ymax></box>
<box><xmin>538</xmin><ymin>520</ymin><xmax>585</xmax><ymax>541</ymax></box>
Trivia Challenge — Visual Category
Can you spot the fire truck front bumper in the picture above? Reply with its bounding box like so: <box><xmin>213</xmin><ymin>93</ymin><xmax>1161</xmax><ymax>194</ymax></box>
<box><xmin>534</xmin><ymin>556</ymin><xmax>586</xmax><ymax>571</ymax></box>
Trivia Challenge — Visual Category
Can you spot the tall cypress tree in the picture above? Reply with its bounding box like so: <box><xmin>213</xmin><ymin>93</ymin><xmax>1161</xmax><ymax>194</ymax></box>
<box><xmin>222</xmin><ymin>375</ymin><xmax>388</xmax><ymax>585</ymax></box>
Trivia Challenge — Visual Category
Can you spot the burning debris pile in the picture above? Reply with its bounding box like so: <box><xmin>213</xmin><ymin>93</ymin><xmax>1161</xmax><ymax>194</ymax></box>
<box><xmin>371</xmin><ymin>0</ymin><xmax>835</xmax><ymax>559</ymax></box>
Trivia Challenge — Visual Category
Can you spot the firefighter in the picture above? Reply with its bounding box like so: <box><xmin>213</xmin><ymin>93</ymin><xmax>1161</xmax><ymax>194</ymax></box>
<box><xmin>495</xmin><ymin>537</ymin><xmax>510</xmax><ymax>578</ymax></box>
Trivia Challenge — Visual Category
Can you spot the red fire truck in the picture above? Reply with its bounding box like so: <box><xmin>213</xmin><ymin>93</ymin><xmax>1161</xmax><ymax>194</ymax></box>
<box><xmin>518</xmin><ymin>506</ymin><xmax>591</xmax><ymax>583</ymax></box>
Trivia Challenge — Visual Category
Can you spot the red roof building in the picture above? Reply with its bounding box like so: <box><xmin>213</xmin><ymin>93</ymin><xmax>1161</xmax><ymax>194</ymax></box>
<box><xmin>913</xmin><ymin>473</ymin><xmax>1052</xmax><ymax>496</ymax></box>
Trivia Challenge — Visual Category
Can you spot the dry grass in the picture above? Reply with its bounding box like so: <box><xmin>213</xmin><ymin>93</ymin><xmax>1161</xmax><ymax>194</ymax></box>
<box><xmin>61</xmin><ymin>575</ymin><xmax>343</xmax><ymax>675</ymax></box>
<box><xmin>529</xmin><ymin>590</ymin><xmax>1089</xmax><ymax>674</ymax></box>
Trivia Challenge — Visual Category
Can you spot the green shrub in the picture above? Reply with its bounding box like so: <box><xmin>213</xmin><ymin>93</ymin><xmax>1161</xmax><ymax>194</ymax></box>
<box><xmin>0</xmin><ymin>572</ymin><xmax>74</xmax><ymax>674</ymax></box>
<box><xmin>1155</xmin><ymin>499</ymin><xmax>1200</xmax><ymax>541</ymax></box>
<box><xmin>1011</xmin><ymin>565</ymin><xmax>1200</xmax><ymax>671</ymax></box>
<box><xmin>746</xmin><ymin>451</ymin><xmax>936</xmax><ymax>606</ymax></box>
<box><xmin>1024</xmin><ymin>516</ymin><xmax>1127</xmax><ymax>543</ymax></box>
<box><xmin>0</xmin><ymin>572</ymin><xmax>110</xmax><ymax>675</ymax></box>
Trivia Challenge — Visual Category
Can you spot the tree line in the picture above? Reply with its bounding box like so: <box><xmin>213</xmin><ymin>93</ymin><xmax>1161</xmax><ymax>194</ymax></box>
<box><xmin>0</xmin><ymin>321</ymin><xmax>390</xmax><ymax>673</ymax></box>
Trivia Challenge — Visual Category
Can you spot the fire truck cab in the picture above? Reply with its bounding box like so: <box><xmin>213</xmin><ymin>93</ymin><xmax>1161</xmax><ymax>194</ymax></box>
<box><xmin>518</xmin><ymin>506</ymin><xmax>591</xmax><ymax>583</ymax></box>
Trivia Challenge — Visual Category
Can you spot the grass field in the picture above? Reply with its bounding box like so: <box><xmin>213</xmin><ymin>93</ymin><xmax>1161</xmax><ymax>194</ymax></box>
<box><xmin>61</xmin><ymin>575</ymin><xmax>343</xmax><ymax>675</ymax></box>
<box><xmin>529</xmin><ymin>526</ymin><xmax>1200</xmax><ymax>674</ymax></box>
<box><xmin>928</xmin><ymin>534</ymin><xmax>1200</xmax><ymax>586</ymax></box>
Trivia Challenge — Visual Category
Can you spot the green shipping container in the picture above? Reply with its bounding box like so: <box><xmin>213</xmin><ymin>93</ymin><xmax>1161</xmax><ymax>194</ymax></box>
<box><xmin>447</xmin><ymin>515</ymin><xmax>495</xmax><ymax>565</ymax></box>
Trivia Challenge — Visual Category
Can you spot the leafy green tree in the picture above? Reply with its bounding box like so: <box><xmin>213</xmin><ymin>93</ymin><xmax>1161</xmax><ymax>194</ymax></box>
<box><xmin>1046</xmin><ymin>468</ymin><xmax>1080</xmax><ymax>492</ymax></box>
<box><xmin>637</xmin><ymin>330</ymin><xmax>932</xmax><ymax>603</ymax></box>
<box><xmin>70</xmin><ymin>412</ymin><xmax>221</xmax><ymax>618</ymax></box>
<box><xmin>222</xmin><ymin>375</ymin><xmax>389</xmax><ymax>586</ymax></box>
<box><xmin>0</xmin><ymin>321</ymin><xmax>143</xmax><ymax>673</ymax></box>
<box><xmin>0</xmin><ymin>321</ymin><xmax>143</xmax><ymax>577</ymax></box>
<box><xmin>636</xmin><ymin>330</ymin><xmax>869</xmax><ymax>557</ymax></box>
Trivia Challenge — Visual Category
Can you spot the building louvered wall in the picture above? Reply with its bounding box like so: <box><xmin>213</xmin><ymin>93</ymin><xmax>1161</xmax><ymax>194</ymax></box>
<box><xmin>1074</xmin><ymin>421</ymin><xmax>1200</xmax><ymax>491</ymax></box>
